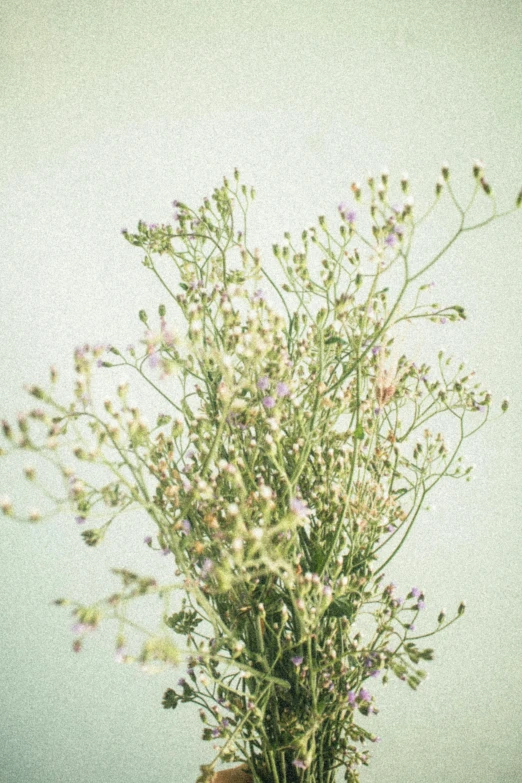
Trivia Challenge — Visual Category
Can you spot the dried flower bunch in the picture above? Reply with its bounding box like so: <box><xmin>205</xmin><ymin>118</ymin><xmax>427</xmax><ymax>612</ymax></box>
<box><xmin>1</xmin><ymin>164</ymin><xmax>519</xmax><ymax>783</ymax></box>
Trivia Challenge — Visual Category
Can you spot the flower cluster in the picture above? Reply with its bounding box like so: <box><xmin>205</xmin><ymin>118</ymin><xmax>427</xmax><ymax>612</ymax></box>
<box><xmin>1</xmin><ymin>164</ymin><xmax>518</xmax><ymax>783</ymax></box>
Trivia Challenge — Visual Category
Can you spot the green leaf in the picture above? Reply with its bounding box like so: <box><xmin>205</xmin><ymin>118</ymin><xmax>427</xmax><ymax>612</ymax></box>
<box><xmin>325</xmin><ymin>598</ymin><xmax>355</xmax><ymax>620</ymax></box>
<box><xmin>166</xmin><ymin>609</ymin><xmax>202</xmax><ymax>635</ymax></box>
<box><xmin>162</xmin><ymin>688</ymin><xmax>180</xmax><ymax>710</ymax></box>
<box><xmin>354</xmin><ymin>423</ymin><xmax>365</xmax><ymax>440</ymax></box>
<box><xmin>81</xmin><ymin>527</ymin><xmax>107</xmax><ymax>547</ymax></box>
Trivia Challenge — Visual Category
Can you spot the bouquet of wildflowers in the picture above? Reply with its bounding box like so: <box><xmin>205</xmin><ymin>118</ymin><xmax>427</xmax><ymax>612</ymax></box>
<box><xmin>1</xmin><ymin>164</ymin><xmax>519</xmax><ymax>783</ymax></box>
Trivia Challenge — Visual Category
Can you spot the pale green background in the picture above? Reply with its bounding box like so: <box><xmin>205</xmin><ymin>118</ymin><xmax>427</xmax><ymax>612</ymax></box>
<box><xmin>1</xmin><ymin>1</ymin><xmax>521</xmax><ymax>781</ymax></box>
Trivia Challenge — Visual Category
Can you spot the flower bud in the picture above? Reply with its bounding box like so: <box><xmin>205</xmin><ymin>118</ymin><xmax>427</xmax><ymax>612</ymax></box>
<box><xmin>473</xmin><ymin>159</ymin><xmax>484</xmax><ymax>179</ymax></box>
<box><xmin>516</xmin><ymin>188</ymin><xmax>522</xmax><ymax>208</ymax></box>
<box><xmin>27</xmin><ymin>385</ymin><xmax>45</xmax><ymax>400</ymax></box>
<box><xmin>403</xmin><ymin>196</ymin><xmax>414</xmax><ymax>215</ymax></box>
<box><xmin>351</xmin><ymin>182</ymin><xmax>361</xmax><ymax>200</ymax></box>
<box><xmin>441</xmin><ymin>162</ymin><xmax>450</xmax><ymax>181</ymax></box>
<box><xmin>233</xmin><ymin>641</ymin><xmax>245</xmax><ymax>657</ymax></box>
<box><xmin>501</xmin><ymin>398</ymin><xmax>509</xmax><ymax>412</ymax></box>
<box><xmin>158</xmin><ymin>304</ymin><xmax>166</xmax><ymax>317</ymax></box>
<box><xmin>457</xmin><ymin>600</ymin><xmax>466</xmax><ymax>616</ymax></box>
<box><xmin>480</xmin><ymin>177</ymin><xmax>491</xmax><ymax>196</ymax></box>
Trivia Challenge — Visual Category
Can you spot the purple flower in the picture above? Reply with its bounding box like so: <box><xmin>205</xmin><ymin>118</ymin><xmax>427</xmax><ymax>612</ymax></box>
<box><xmin>257</xmin><ymin>376</ymin><xmax>270</xmax><ymax>390</ymax></box>
<box><xmin>148</xmin><ymin>352</ymin><xmax>160</xmax><ymax>369</ymax></box>
<box><xmin>181</xmin><ymin>519</ymin><xmax>191</xmax><ymax>535</ymax></box>
<box><xmin>348</xmin><ymin>690</ymin><xmax>357</xmax><ymax>705</ymax></box>
<box><xmin>372</xmin><ymin>345</ymin><xmax>381</xmax><ymax>355</ymax></box>
<box><xmin>290</xmin><ymin>497</ymin><xmax>312</xmax><ymax>518</ymax></box>
<box><xmin>417</xmin><ymin>600</ymin><xmax>426</xmax><ymax>610</ymax></box>
<box><xmin>75</xmin><ymin>516</ymin><xmax>86</xmax><ymax>525</ymax></box>
<box><xmin>411</xmin><ymin>587</ymin><xmax>421</xmax><ymax>598</ymax></box>
<box><xmin>359</xmin><ymin>688</ymin><xmax>371</xmax><ymax>702</ymax></box>
<box><xmin>253</xmin><ymin>289</ymin><xmax>266</xmax><ymax>302</ymax></box>
<box><xmin>211</xmin><ymin>728</ymin><xmax>220</xmax><ymax>738</ymax></box>
<box><xmin>440</xmin><ymin>317</ymin><xmax>447</xmax><ymax>324</ymax></box>
<box><xmin>385</xmin><ymin>233</ymin><xmax>397</xmax><ymax>247</ymax></box>
<box><xmin>144</xmin><ymin>536</ymin><xmax>153</xmax><ymax>545</ymax></box>
<box><xmin>177</xmin><ymin>677</ymin><xmax>187</xmax><ymax>687</ymax></box>
<box><xmin>276</xmin><ymin>381</ymin><xmax>290</xmax><ymax>397</ymax></box>
<box><xmin>201</xmin><ymin>558</ymin><xmax>214</xmax><ymax>577</ymax></box>
<box><xmin>292</xmin><ymin>760</ymin><xmax>307</xmax><ymax>770</ymax></box>
<box><xmin>338</xmin><ymin>203</ymin><xmax>357</xmax><ymax>223</ymax></box>
<box><xmin>162</xmin><ymin>547</ymin><xmax>171</xmax><ymax>556</ymax></box>
<box><xmin>72</xmin><ymin>622</ymin><xmax>95</xmax><ymax>635</ymax></box>
<box><xmin>291</xmin><ymin>656</ymin><xmax>303</xmax><ymax>666</ymax></box>
<box><xmin>262</xmin><ymin>396</ymin><xmax>276</xmax><ymax>409</ymax></box>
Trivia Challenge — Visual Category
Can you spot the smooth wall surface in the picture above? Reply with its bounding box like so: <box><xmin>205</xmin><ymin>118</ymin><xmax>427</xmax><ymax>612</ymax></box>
<box><xmin>1</xmin><ymin>2</ymin><xmax>521</xmax><ymax>782</ymax></box>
